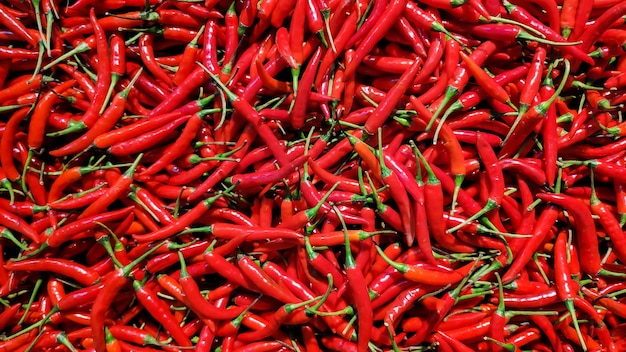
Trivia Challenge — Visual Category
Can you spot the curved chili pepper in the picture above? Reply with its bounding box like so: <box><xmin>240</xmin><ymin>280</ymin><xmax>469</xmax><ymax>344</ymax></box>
<box><xmin>502</xmin><ymin>0</ymin><xmax>592</xmax><ymax>64</ymax></box>
<box><xmin>343</xmin><ymin>0</ymin><xmax>407</xmax><ymax>80</ymax></box>
<box><xmin>363</xmin><ymin>57</ymin><xmax>421</xmax><ymax>135</ymax></box>
<box><xmin>537</xmin><ymin>193</ymin><xmax>604</xmax><ymax>276</ymax></box>
<box><xmin>427</xmin><ymin>40</ymin><xmax>496</xmax><ymax>134</ymax></box>
<box><xmin>6</xmin><ymin>258</ymin><xmax>99</xmax><ymax>286</ymax></box>
<box><xmin>132</xmin><ymin>186</ymin><xmax>232</xmax><ymax>242</ymax></box>
<box><xmin>178</xmin><ymin>252</ymin><xmax>247</xmax><ymax>320</ymax></box>
<box><xmin>50</xmin><ymin>70</ymin><xmax>141</xmax><ymax>157</ymax></box>
<box><xmin>500</xmin><ymin>59</ymin><xmax>570</xmax><ymax>159</ymax></box>
<box><xmin>27</xmin><ymin>79</ymin><xmax>77</xmax><ymax>149</ymax></box>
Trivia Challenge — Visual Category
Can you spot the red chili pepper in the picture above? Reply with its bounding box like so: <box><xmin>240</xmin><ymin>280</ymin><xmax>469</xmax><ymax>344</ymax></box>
<box><xmin>500</xmin><ymin>59</ymin><xmax>570</xmax><ymax>159</ymax></box>
<box><xmin>560</xmin><ymin>0</ymin><xmax>578</xmax><ymax>38</ymax></box>
<box><xmin>0</xmin><ymin>2</ymin><xmax>40</xmax><ymax>47</ymax></box>
<box><xmin>27</xmin><ymin>79</ymin><xmax>76</xmax><ymax>149</ymax></box>
<box><xmin>577</xmin><ymin>1</ymin><xmax>626</xmax><ymax>53</ymax></box>
<box><xmin>50</xmin><ymin>70</ymin><xmax>142</xmax><ymax>157</ymax></box>
<box><xmin>363</xmin><ymin>57</ymin><xmax>421</xmax><ymax>135</ymax></box>
<box><xmin>459</xmin><ymin>50</ymin><xmax>511</xmax><ymax>105</ymax></box>
<box><xmin>132</xmin><ymin>186</ymin><xmax>231</xmax><ymax>242</ymax></box>
<box><xmin>237</xmin><ymin>255</ymin><xmax>301</xmax><ymax>304</ymax></box>
<box><xmin>291</xmin><ymin>46</ymin><xmax>323</xmax><ymax>129</ymax></box>
<box><xmin>570</xmin><ymin>0</ymin><xmax>593</xmax><ymax>40</ymax></box>
<box><xmin>6</xmin><ymin>257</ymin><xmax>99</xmax><ymax>286</ymax></box>
<box><xmin>502</xmin><ymin>0</ymin><xmax>592</xmax><ymax>64</ymax></box>
<box><xmin>411</xmin><ymin>145</ymin><xmax>444</xmax><ymax>262</ymax></box>
<box><xmin>177</xmin><ymin>252</ymin><xmax>247</xmax><ymax>320</ymax></box>
<box><xmin>132</xmin><ymin>278</ymin><xmax>192</xmax><ymax>347</ymax></box>
<box><xmin>343</xmin><ymin>0</ymin><xmax>407</xmax><ymax>80</ymax></box>
<box><xmin>427</xmin><ymin>40</ymin><xmax>496</xmax><ymax>133</ymax></box>
<box><xmin>590</xmin><ymin>183</ymin><xmax>626</xmax><ymax>265</ymax></box>
<box><xmin>537</xmin><ymin>192</ymin><xmax>604</xmax><ymax>276</ymax></box>
<box><xmin>554</xmin><ymin>229</ymin><xmax>588</xmax><ymax>350</ymax></box>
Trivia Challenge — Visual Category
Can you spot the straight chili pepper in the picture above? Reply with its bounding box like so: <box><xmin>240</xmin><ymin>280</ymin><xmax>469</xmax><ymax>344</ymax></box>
<box><xmin>330</xmin><ymin>204</ymin><xmax>371</xmax><ymax>352</ymax></box>
<box><xmin>554</xmin><ymin>229</ymin><xmax>587</xmax><ymax>350</ymax></box>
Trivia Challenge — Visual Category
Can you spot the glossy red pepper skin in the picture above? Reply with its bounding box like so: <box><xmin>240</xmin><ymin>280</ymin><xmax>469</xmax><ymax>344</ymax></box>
<box><xmin>537</xmin><ymin>193</ymin><xmax>603</xmax><ymax>276</ymax></box>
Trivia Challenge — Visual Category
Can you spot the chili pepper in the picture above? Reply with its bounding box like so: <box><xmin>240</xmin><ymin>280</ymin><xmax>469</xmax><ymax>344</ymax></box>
<box><xmin>138</xmin><ymin>33</ymin><xmax>172</xmax><ymax>87</ymax></box>
<box><xmin>327</xmin><ymin>205</ymin><xmax>371</xmax><ymax>352</ymax></box>
<box><xmin>384</xmin><ymin>285</ymin><xmax>432</xmax><ymax>338</ymax></box>
<box><xmin>101</xmin><ymin>32</ymin><xmax>126</xmax><ymax>110</ymax></box>
<box><xmin>50</xmin><ymin>69</ymin><xmax>142</xmax><ymax>157</ymax></box>
<box><xmin>503</xmin><ymin>1</ymin><xmax>592</xmax><ymax>64</ymax></box>
<box><xmin>375</xmin><ymin>245</ymin><xmax>469</xmax><ymax>286</ymax></box>
<box><xmin>132</xmin><ymin>185</ymin><xmax>232</xmax><ymax>242</ymax></box>
<box><xmin>205</xmin><ymin>70</ymin><xmax>291</xmax><ymax>169</ymax></box>
<box><xmin>177</xmin><ymin>252</ymin><xmax>247</xmax><ymax>320</ymax></box>
<box><xmin>577</xmin><ymin>1</ymin><xmax>626</xmax><ymax>53</ymax></box>
<box><xmin>394</xmin><ymin>17</ymin><xmax>427</xmax><ymax>58</ymax></box>
<box><xmin>0</xmin><ymin>107</ymin><xmax>29</xmax><ymax>181</ymax></box>
<box><xmin>27</xmin><ymin>79</ymin><xmax>76</xmax><ymax>150</ymax></box>
<box><xmin>363</xmin><ymin>57</ymin><xmax>421</xmax><ymax>135</ymax></box>
<box><xmin>447</xmin><ymin>133</ymin><xmax>505</xmax><ymax>236</ymax></box>
<box><xmin>539</xmin><ymin>192</ymin><xmax>610</xmax><ymax>277</ymax></box>
<box><xmin>237</xmin><ymin>255</ymin><xmax>302</xmax><ymax>304</ymax></box>
<box><xmin>6</xmin><ymin>257</ymin><xmax>99</xmax><ymax>286</ymax></box>
<box><xmin>343</xmin><ymin>0</ymin><xmax>407</xmax><ymax>80</ymax></box>
<box><xmin>461</xmin><ymin>51</ymin><xmax>512</xmax><ymax>108</ymax></box>
<box><xmin>0</xmin><ymin>3</ymin><xmax>40</xmax><ymax>47</ymax></box>
<box><xmin>570</xmin><ymin>0</ymin><xmax>593</xmax><ymax>40</ymax></box>
<box><xmin>500</xmin><ymin>59</ymin><xmax>570</xmax><ymax>159</ymax></box>
<box><xmin>510</xmin><ymin>68</ymin><xmax>545</xmax><ymax>136</ymax></box>
<box><xmin>75</xmin><ymin>155</ymin><xmax>141</xmax><ymax>219</ymax></box>
<box><xmin>553</xmin><ymin>229</ymin><xmax>587</xmax><ymax>350</ymax></box>
<box><xmin>427</xmin><ymin>40</ymin><xmax>497</xmax><ymax>135</ymax></box>
<box><xmin>589</xmin><ymin>181</ymin><xmax>626</xmax><ymax>266</ymax></box>
<box><xmin>408</xmin><ymin>145</ymin><xmax>442</xmax><ymax>261</ymax></box>
<box><xmin>132</xmin><ymin>278</ymin><xmax>192</xmax><ymax>347</ymax></box>
<box><xmin>435</xmin><ymin>331</ymin><xmax>475</xmax><ymax>352</ymax></box>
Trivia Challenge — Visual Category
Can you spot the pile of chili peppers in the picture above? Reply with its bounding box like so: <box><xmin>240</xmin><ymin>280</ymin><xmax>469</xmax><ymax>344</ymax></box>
<box><xmin>5</xmin><ymin>0</ymin><xmax>626</xmax><ymax>351</ymax></box>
